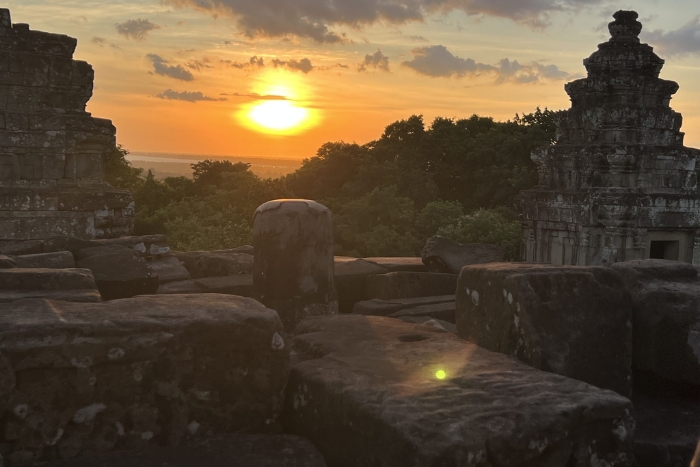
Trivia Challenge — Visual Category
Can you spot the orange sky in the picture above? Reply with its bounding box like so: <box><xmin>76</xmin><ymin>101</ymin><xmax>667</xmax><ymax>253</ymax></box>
<box><xmin>6</xmin><ymin>0</ymin><xmax>700</xmax><ymax>159</ymax></box>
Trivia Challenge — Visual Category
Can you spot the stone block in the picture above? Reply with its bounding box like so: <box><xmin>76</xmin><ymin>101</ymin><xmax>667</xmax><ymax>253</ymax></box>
<box><xmin>0</xmin><ymin>239</ymin><xmax>43</xmax><ymax>255</ymax></box>
<box><xmin>0</xmin><ymin>294</ymin><xmax>289</xmax><ymax>463</ymax></box>
<box><xmin>352</xmin><ymin>294</ymin><xmax>455</xmax><ymax>317</ymax></box>
<box><xmin>76</xmin><ymin>249</ymin><xmax>159</xmax><ymax>300</ymax></box>
<box><xmin>395</xmin><ymin>316</ymin><xmax>457</xmax><ymax>333</ymax></box>
<box><xmin>0</xmin><ymin>289</ymin><xmax>101</xmax><ymax>303</ymax></box>
<box><xmin>362</xmin><ymin>257</ymin><xmax>426</xmax><ymax>272</ymax></box>
<box><xmin>333</xmin><ymin>257</ymin><xmax>387</xmax><ymax>313</ymax></box>
<box><xmin>421</xmin><ymin>236</ymin><xmax>505</xmax><ymax>273</ymax></box>
<box><xmin>157</xmin><ymin>275</ymin><xmax>253</xmax><ymax>297</ymax></box>
<box><xmin>387</xmin><ymin>301</ymin><xmax>456</xmax><ymax>323</ymax></box>
<box><xmin>149</xmin><ymin>256</ymin><xmax>190</xmax><ymax>284</ymax></box>
<box><xmin>284</xmin><ymin>315</ymin><xmax>635</xmax><ymax>467</ymax></box>
<box><xmin>0</xmin><ymin>253</ymin><xmax>15</xmax><ymax>268</ymax></box>
<box><xmin>611</xmin><ymin>259</ymin><xmax>700</xmax><ymax>386</ymax></box>
<box><xmin>365</xmin><ymin>272</ymin><xmax>457</xmax><ymax>300</ymax></box>
<box><xmin>456</xmin><ymin>263</ymin><xmax>633</xmax><ymax>397</ymax></box>
<box><xmin>11</xmin><ymin>250</ymin><xmax>74</xmax><ymax>269</ymax></box>
<box><xmin>174</xmin><ymin>250</ymin><xmax>253</xmax><ymax>279</ymax></box>
<box><xmin>0</xmin><ymin>267</ymin><xmax>95</xmax><ymax>290</ymax></box>
<box><xmin>38</xmin><ymin>434</ymin><xmax>327</xmax><ymax>467</ymax></box>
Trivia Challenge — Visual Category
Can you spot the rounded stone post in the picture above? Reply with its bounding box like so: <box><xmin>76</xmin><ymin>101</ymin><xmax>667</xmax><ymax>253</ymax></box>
<box><xmin>253</xmin><ymin>199</ymin><xmax>338</xmax><ymax>331</ymax></box>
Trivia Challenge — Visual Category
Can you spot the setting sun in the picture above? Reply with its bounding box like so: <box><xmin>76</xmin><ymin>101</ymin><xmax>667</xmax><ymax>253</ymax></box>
<box><xmin>249</xmin><ymin>100</ymin><xmax>310</xmax><ymax>132</ymax></box>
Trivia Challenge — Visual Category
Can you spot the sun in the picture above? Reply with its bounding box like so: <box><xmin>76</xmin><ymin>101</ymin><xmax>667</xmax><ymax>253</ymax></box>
<box><xmin>249</xmin><ymin>100</ymin><xmax>309</xmax><ymax>132</ymax></box>
<box><xmin>238</xmin><ymin>73</ymin><xmax>319</xmax><ymax>135</ymax></box>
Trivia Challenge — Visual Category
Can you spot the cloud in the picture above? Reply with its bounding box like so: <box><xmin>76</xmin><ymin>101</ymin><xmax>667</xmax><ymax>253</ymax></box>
<box><xmin>147</xmin><ymin>54</ymin><xmax>194</xmax><ymax>81</ymax></box>
<box><xmin>186</xmin><ymin>58</ymin><xmax>213</xmax><ymax>71</ymax></box>
<box><xmin>402</xmin><ymin>45</ymin><xmax>571</xmax><ymax>83</ymax></box>
<box><xmin>91</xmin><ymin>37</ymin><xmax>107</xmax><ymax>46</ymax></box>
<box><xmin>644</xmin><ymin>15</ymin><xmax>700</xmax><ymax>57</ymax></box>
<box><xmin>271</xmin><ymin>57</ymin><xmax>314</xmax><ymax>73</ymax></box>
<box><xmin>162</xmin><ymin>0</ymin><xmax>602</xmax><ymax>43</ymax></box>
<box><xmin>156</xmin><ymin>89</ymin><xmax>227</xmax><ymax>102</ymax></box>
<box><xmin>222</xmin><ymin>56</ymin><xmax>266</xmax><ymax>69</ymax></box>
<box><xmin>220</xmin><ymin>92</ymin><xmax>289</xmax><ymax>100</ymax></box>
<box><xmin>116</xmin><ymin>18</ymin><xmax>160</xmax><ymax>40</ymax></box>
<box><xmin>358</xmin><ymin>49</ymin><xmax>390</xmax><ymax>72</ymax></box>
<box><xmin>408</xmin><ymin>35</ymin><xmax>429</xmax><ymax>42</ymax></box>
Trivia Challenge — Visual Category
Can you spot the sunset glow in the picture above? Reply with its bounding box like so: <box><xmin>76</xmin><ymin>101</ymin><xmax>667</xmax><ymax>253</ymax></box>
<box><xmin>7</xmin><ymin>0</ymin><xmax>699</xmax><ymax>158</ymax></box>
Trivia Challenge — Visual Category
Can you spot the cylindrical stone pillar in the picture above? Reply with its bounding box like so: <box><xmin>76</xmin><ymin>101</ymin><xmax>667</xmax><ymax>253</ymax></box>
<box><xmin>253</xmin><ymin>199</ymin><xmax>338</xmax><ymax>331</ymax></box>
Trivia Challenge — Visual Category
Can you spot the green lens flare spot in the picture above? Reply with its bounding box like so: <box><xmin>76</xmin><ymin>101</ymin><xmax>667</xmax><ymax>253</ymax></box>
<box><xmin>435</xmin><ymin>370</ymin><xmax>447</xmax><ymax>380</ymax></box>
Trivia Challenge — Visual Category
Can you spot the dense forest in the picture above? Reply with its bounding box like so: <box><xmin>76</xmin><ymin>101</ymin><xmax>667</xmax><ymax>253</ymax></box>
<box><xmin>105</xmin><ymin>108</ymin><xmax>556</xmax><ymax>259</ymax></box>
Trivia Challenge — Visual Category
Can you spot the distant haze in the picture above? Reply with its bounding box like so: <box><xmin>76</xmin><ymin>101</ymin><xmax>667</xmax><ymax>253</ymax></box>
<box><xmin>127</xmin><ymin>152</ymin><xmax>302</xmax><ymax>179</ymax></box>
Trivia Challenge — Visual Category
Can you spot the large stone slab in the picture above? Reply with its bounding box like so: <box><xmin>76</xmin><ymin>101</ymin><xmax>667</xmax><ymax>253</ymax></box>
<box><xmin>284</xmin><ymin>315</ymin><xmax>635</xmax><ymax>467</ymax></box>
<box><xmin>174</xmin><ymin>250</ymin><xmax>254</xmax><ymax>279</ymax></box>
<box><xmin>148</xmin><ymin>256</ymin><xmax>191</xmax><ymax>285</ymax></box>
<box><xmin>365</xmin><ymin>272</ymin><xmax>457</xmax><ymax>300</ymax></box>
<box><xmin>353</xmin><ymin>295</ymin><xmax>455</xmax><ymax>317</ymax></box>
<box><xmin>421</xmin><ymin>236</ymin><xmax>505</xmax><ymax>274</ymax></box>
<box><xmin>0</xmin><ymin>268</ymin><xmax>100</xmax><ymax>303</ymax></box>
<box><xmin>38</xmin><ymin>434</ymin><xmax>327</xmax><ymax>467</ymax></box>
<box><xmin>333</xmin><ymin>257</ymin><xmax>387</xmax><ymax>314</ymax></box>
<box><xmin>362</xmin><ymin>257</ymin><xmax>426</xmax><ymax>272</ymax></box>
<box><xmin>387</xmin><ymin>302</ymin><xmax>456</xmax><ymax>323</ymax></box>
<box><xmin>157</xmin><ymin>275</ymin><xmax>253</xmax><ymax>297</ymax></box>
<box><xmin>0</xmin><ymin>294</ymin><xmax>289</xmax><ymax>464</ymax></box>
<box><xmin>12</xmin><ymin>251</ymin><xmax>75</xmax><ymax>269</ymax></box>
<box><xmin>76</xmin><ymin>249</ymin><xmax>159</xmax><ymax>300</ymax></box>
<box><xmin>456</xmin><ymin>263</ymin><xmax>633</xmax><ymax>396</ymax></box>
<box><xmin>611</xmin><ymin>259</ymin><xmax>700</xmax><ymax>386</ymax></box>
<box><xmin>0</xmin><ymin>240</ymin><xmax>43</xmax><ymax>256</ymax></box>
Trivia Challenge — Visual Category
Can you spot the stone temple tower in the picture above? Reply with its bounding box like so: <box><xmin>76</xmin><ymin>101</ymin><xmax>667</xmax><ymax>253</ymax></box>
<box><xmin>0</xmin><ymin>9</ymin><xmax>134</xmax><ymax>241</ymax></box>
<box><xmin>520</xmin><ymin>11</ymin><xmax>700</xmax><ymax>266</ymax></box>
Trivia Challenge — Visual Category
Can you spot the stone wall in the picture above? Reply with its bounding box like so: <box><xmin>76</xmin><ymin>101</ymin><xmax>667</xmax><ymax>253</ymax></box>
<box><xmin>520</xmin><ymin>11</ymin><xmax>700</xmax><ymax>266</ymax></box>
<box><xmin>0</xmin><ymin>8</ymin><xmax>133</xmax><ymax>241</ymax></box>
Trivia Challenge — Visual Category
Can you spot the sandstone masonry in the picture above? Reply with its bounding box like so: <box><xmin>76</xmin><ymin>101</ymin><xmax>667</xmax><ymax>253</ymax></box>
<box><xmin>0</xmin><ymin>9</ymin><xmax>133</xmax><ymax>242</ymax></box>
<box><xmin>521</xmin><ymin>11</ymin><xmax>700</xmax><ymax>266</ymax></box>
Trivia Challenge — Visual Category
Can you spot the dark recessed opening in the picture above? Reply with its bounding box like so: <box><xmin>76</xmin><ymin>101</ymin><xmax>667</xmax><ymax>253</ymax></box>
<box><xmin>649</xmin><ymin>240</ymin><xmax>680</xmax><ymax>260</ymax></box>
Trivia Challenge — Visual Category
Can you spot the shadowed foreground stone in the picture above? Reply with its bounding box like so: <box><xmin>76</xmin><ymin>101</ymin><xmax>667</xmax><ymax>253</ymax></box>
<box><xmin>611</xmin><ymin>259</ymin><xmax>700</xmax><ymax>385</ymax></box>
<box><xmin>365</xmin><ymin>271</ymin><xmax>457</xmax><ymax>300</ymax></box>
<box><xmin>362</xmin><ymin>257</ymin><xmax>426</xmax><ymax>272</ymax></box>
<box><xmin>157</xmin><ymin>275</ymin><xmax>253</xmax><ymax>296</ymax></box>
<box><xmin>284</xmin><ymin>315</ymin><xmax>634</xmax><ymax>467</ymax></box>
<box><xmin>11</xmin><ymin>251</ymin><xmax>75</xmax><ymax>269</ymax></box>
<box><xmin>333</xmin><ymin>257</ymin><xmax>387</xmax><ymax>314</ymax></box>
<box><xmin>456</xmin><ymin>263</ymin><xmax>633</xmax><ymax>397</ymax></box>
<box><xmin>148</xmin><ymin>256</ymin><xmax>190</xmax><ymax>284</ymax></box>
<box><xmin>352</xmin><ymin>295</ymin><xmax>455</xmax><ymax>317</ymax></box>
<box><xmin>76</xmin><ymin>249</ymin><xmax>159</xmax><ymax>300</ymax></box>
<box><xmin>174</xmin><ymin>250</ymin><xmax>253</xmax><ymax>279</ymax></box>
<box><xmin>0</xmin><ymin>268</ymin><xmax>101</xmax><ymax>303</ymax></box>
<box><xmin>253</xmin><ymin>200</ymin><xmax>338</xmax><ymax>331</ymax></box>
<box><xmin>0</xmin><ymin>295</ymin><xmax>289</xmax><ymax>464</ymax></box>
<box><xmin>37</xmin><ymin>434</ymin><xmax>327</xmax><ymax>467</ymax></box>
<box><xmin>421</xmin><ymin>236</ymin><xmax>504</xmax><ymax>273</ymax></box>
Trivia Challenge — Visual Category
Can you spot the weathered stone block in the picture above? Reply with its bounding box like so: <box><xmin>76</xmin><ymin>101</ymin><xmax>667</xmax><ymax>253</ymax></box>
<box><xmin>611</xmin><ymin>259</ymin><xmax>700</xmax><ymax>386</ymax></box>
<box><xmin>11</xmin><ymin>250</ymin><xmax>74</xmax><ymax>269</ymax></box>
<box><xmin>76</xmin><ymin>250</ymin><xmax>159</xmax><ymax>300</ymax></box>
<box><xmin>0</xmin><ymin>267</ymin><xmax>101</xmax><ymax>303</ymax></box>
<box><xmin>148</xmin><ymin>256</ymin><xmax>190</xmax><ymax>285</ymax></box>
<box><xmin>362</xmin><ymin>257</ymin><xmax>426</xmax><ymax>272</ymax></box>
<box><xmin>365</xmin><ymin>271</ymin><xmax>457</xmax><ymax>300</ymax></box>
<box><xmin>284</xmin><ymin>315</ymin><xmax>635</xmax><ymax>467</ymax></box>
<box><xmin>456</xmin><ymin>263</ymin><xmax>633</xmax><ymax>396</ymax></box>
<box><xmin>0</xmin><ymin>294</ymin><xmax>289</xmax><ymax>463</ymax></box>
<box><xmin>421</xmin><ymin>236</ymin><xmax>505</xmax><ymax>273</ymax></box>
<box><xmin>333</xmin><ymin>257</ymin><xmax>387</xmax><ymax>314</ymax></box>
<box><xmin>157</xmin><ymin>275</ymin><xmax>253</xmax><ymax>297</ymax></box>
<box><xmin>352</xmin><ymin>294</ymin><xmax>455</xmax><ymax>316</ymax></box>
<box><xmin>388</xmin><ymin>301</ymin><xmax>456</xmax><ymax>323</ymax></box>
<box><xmin>174</xmin><ymin>250</ymin><xmax>252</xmax><ymax>278</ymax></box>
<box><xmin>38</xmin><ymin>434</ymin><xmax>327</xmax><ymax>467</ymax></box>
<box><xmin>253</xmin><ymin>200</ymin><xmax>338</xmax><ymax>331</ymax></box>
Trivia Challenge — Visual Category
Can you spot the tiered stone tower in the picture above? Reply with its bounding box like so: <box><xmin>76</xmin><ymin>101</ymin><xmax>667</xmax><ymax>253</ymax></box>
<box><xmin>521</xmin><ymin>11</ymin><xmax>700</xmax><ymax>266</ymax></box>
<box><xmin>0</xmin><ymin>9</ymin><xmax>133</xmax><ymax>241</ymax></box>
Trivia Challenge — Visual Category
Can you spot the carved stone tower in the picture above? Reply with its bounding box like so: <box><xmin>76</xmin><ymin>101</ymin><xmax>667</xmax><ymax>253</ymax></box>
<box><xmin>520</xmin><ymin>11</ymin><xmax>700</xmax><ymax>266</ymax></box>
<box><xmin>0</xmin><ymin>9</ymin><xmax>134</xmax><ymax>241</ymax></box>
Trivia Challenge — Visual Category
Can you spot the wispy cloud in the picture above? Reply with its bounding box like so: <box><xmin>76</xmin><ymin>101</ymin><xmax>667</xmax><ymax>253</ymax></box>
<box><xmin>157</xmin><ymin>89</ymin><xmax>227</xmax><ymax>102</ymax></box>
<box><xmin>644</xmin><ymin>15</ymin><xmax>700</xmax><ymax>57</ymax></box>
<box><xmin>147</xmin><ymin>54</ymin><xmax>194</xmax><ymax>81</ymax></box>
<box><xmin>271</xmin><ymin>57</ymin><xmax>314</xmax><ymax>73</ymax></box>
<box><xmin>358</xmin><ymin>49</ymin><xmax>390</xmax><ymax>72</ymax></box>
<box><xmin>162</xmin><ymin>0</ymin><xmax>603</xmax><ymax>43</ymax></box>
<box><xmin>221</xmin><ymin>56</ymin><xmax>266</xmax><ymax>69</ymax></box>
<box><xmin>220</xmin><ymin>92</ymin><xmax>289</xmax><ymax>100</ymax></box>
<box><xmin>116</xmin><ymin>18</ymin><xmax>160</xmax><ymax>40</ymax></box>
<box><xmin>402</xmin><ymin>45</ymin><xmax>571</xmax><ymax>83</ymax></box>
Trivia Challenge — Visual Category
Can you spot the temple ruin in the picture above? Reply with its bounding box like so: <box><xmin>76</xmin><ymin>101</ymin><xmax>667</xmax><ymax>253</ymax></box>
<box><xmin>521</xmin><ymin>11</ymin><xmax>700</xmax><ymax>266</ymax></box>
<box><xmin>0</xmin><ymin>9</ymin><xmax>133</xmax><ymax>242</ymax></box>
